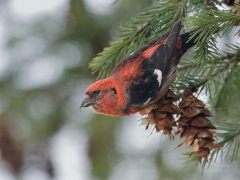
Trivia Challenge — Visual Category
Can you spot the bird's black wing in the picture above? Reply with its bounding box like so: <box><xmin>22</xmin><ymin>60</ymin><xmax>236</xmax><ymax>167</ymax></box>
<box><xmin>126</xmin><ymin>21</ymin><xmax>182</xmax><ymax>108</ymax></box>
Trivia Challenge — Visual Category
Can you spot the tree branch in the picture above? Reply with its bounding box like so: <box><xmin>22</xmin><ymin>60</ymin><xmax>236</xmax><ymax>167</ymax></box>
<box><xmin>194</xmin><ymin>55</ymin><xmax>240</xmax><ymax>89</ymax></box>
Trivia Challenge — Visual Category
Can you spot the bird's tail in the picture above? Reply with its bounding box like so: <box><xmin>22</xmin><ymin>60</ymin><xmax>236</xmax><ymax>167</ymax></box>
<box><xmin>171</xmin><ymin>29</ymin><xmax>199</xmax><ymax>65</ymax></box>
<box><xmin>179</xmin><ymin>29</ymin><xmax>198</xmax><ymax>56</ymax></box>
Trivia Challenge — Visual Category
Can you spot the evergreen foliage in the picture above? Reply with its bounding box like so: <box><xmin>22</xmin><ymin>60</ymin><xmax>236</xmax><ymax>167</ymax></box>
<box><xmin>89</xmin><ymin>0</ymin><xmax>240</xmax><ymax>169</ymax></box>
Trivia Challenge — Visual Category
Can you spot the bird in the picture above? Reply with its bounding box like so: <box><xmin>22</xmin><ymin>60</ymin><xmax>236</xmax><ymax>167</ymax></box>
<box><xmin>80</xmin><ymin>20</ymin><xmax>197</xmax><ymax>116</ymax></box>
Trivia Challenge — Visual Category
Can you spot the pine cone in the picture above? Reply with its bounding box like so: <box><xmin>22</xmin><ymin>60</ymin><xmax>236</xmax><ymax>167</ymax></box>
<box><xmin>176</xmin><ymin>92</ymin><xmax>220</xmax><ymax>161</ymax></box>
<box><xmin>141</xmin><ymin>90</ymin><xmax>179</xmax><ymax>140</ymax></box>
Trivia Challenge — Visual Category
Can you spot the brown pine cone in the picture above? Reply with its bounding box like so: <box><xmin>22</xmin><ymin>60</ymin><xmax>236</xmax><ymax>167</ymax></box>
<box><xmin>141</xmin><ymin>90</ymin><xmax>179</xmax><ymax>140</ymax></box>
<box><xmin>176</xmin><ymin>92</ymin><xmax>220</xmax><ymax>161</ymax></box>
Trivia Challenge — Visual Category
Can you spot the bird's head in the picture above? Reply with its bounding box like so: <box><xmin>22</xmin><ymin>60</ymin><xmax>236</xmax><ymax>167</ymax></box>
<box><xmin>80</xmin><ymin>78</ymin><xmax>120</xmax><ymax>115</ymax></box>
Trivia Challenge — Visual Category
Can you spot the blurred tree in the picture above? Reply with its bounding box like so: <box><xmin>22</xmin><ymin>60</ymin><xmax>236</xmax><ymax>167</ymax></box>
<box><xmin>0</xmin><ymin>0</ymin><xmax>153</xmax><ymax>179</ymax></box>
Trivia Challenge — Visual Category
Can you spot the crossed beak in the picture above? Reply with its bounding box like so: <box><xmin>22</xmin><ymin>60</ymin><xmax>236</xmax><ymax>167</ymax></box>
<box><xmin>80</xmin><ymin>96</ymin><xmax>93</xmax><ymax>110</ymax></box>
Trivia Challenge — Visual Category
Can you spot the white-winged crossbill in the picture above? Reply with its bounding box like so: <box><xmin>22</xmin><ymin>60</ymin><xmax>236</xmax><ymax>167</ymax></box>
<box><xmin>81</xmin><ymin>20</ymin><xmax>196</xmax><ymax>116</ymax></box>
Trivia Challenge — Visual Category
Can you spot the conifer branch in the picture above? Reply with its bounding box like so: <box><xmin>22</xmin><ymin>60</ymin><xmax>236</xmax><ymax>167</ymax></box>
<box><xmin>193</xmin><ymin>55</ymin><xmax>240</xmax><ymax>89</ymax></box>
<box><xmin>90</xmin><ymin>0</ymin><xmax>206</xmax><ymax>79</ymax></box>
<box><xmin>185</xmin><ymin>5</ymin><xmax>240</xmax><ymax>62</ymax></box>
<box><xmin>178</xmin><ymin>53</ymin><xmax>239</xmax><ymax>71</ymax></box>
<box><xmin>208</xmin><ymin>118</ymin><xmax>240</xmax><ymax>165</ymax></box>
<box><xmin>174</xmin><ymin>44</ymin><xmax>240</xmax><ymax>94</ymax></box>
<box><xmin>88</xmin><ymin>0</ymin><xmax>240</xmax><ymax>170</ymax></box>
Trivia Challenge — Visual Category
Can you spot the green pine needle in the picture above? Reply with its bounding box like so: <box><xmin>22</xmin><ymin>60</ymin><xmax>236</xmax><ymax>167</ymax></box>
<box><xmin>211</xmin><ymin>117</ymin><xmax>240</xmax><ymax>163</ymax></box>
<box><xmin>89</xmin><ymin>0</ymin><xmax>205</xmax><ymax>79</ymax></box>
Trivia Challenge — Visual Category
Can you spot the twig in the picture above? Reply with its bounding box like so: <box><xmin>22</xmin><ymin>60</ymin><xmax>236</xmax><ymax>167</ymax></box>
<box><xmin>194</xmin><ymin>56</ymin><xmax>240</xmax><ymax>89</ymax></box>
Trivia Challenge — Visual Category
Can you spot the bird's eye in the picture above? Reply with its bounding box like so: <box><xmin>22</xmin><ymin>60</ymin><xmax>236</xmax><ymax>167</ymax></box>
<box><xmin>93</xmin><ymin>90</ymin><xmax>101</xmax><ymax>95</ymax></box>
<box><xmin>111</xmin><ymin>88</ymin><xmax>117</xmax><ymax>94</ymax></box>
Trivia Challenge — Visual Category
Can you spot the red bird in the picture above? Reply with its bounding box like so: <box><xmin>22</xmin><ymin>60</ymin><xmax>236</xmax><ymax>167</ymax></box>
<box><xmin>80</xmin><ymin>20</ymin><xmax>196</xmax><ymax>116</ymax></box>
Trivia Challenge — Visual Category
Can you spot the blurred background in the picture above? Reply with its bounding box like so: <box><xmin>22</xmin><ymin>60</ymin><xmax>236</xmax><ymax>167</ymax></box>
<box><xmin>0</xmin><ymin>0</ymin><xmax>240</xmax><ymax>180</ymax></box>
